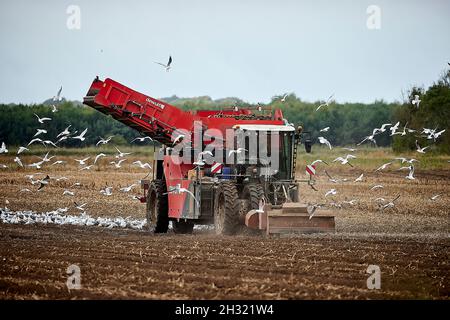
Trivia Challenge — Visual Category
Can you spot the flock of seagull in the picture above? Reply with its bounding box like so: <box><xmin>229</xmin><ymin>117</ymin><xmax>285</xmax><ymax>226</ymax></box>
<box><xmin>299</xmin><ymin>93</ymin><xmax>446</xmax><ymax>217</ymax></box>
<box><xmin>0</xmin><ymin>89</ymin><xmax>158</xmax><ymax>230</ymax></box>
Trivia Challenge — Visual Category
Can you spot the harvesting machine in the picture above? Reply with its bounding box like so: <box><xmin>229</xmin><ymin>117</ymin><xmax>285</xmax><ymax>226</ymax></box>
<box><xmin>83</xmin><ymin>77</ymin><xmax>335</xmax><ymax>235</ymax></box>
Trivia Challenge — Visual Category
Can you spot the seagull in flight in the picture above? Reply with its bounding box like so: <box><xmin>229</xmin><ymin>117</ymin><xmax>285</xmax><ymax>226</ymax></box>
<box><xmin>155</xmin><ymin>55</ymin><xmax>172</xmax><ymax>72</ymax></box>
<box><xmin>53</xmin><ymin>86</ymin><xmax>63</xmax><ymax>101</ymax></box>
<box><xmin>405</xmin><ymin>165</ymin><xmax>416</xmax><ymax>180</ymax></box>
<box><xmin>375</xmin><ymin>161</ymin><xmax>393</xmax><ymax>172</ymax></box>
<box><xmin>17</xmin><ymin>146</ymin><xmax>29</xmax><ymax>154</ymax></box>
<box><xmin>342</xmin><ymin>147</ymin><xmax>357</xmax><ymax>152</ymax></box>
<box><xmin>75</xmin><ymin>157</ymin><xmax>90</xmax><ymax>166</ymax></box>
<box><xmin>357</xmin><ymin>134</ymin><xmax>377</xmax><ymax>146</ymax></box>
<box><xmin>115</xmin><ymin>147</ymin><xmax>132</xmax><ymax>158</ymax></box>
<box><xmin>319</xmin><ymin>127</ymin><xmax>330</xmax><ymax>132</ymax></box>
<box><xmin>94</xmin><ymin>153</ymin><xmax>106</xmax><ymax>164</ymax></box>
<box><xmin>74</xmin><ymin>202</ymin><xmax>87</xmax><ymax>211</ymax></box>
<box><xmin>164</xmin><ymin>183</ymin><xmax>199</xmax><ymax>207</ymax></box>
<box><xmin>14</xmin><ymin>157</ymin><xmax>23</xmax><ymax>167</ymax></box>
<box><xmin>194</xmin><ymin>150</ymin><xmax>213</xmax><ymax>166</ymax></box>
<box><xmin>415</xmin><ymin>140</ymin><xmax>429</xmax><ymax>153</ymax></box>
<box><xmin>332</xmin><ymin>154</ymin><xmax>356</xmax><ymax>167</ymax></box>
<box><xmin>72</xmin><ymin>128</ymin><xmax>88</xmax><ymax>141</ymax></box>
<box><xmin>411</xmin><ymin>95</ymin><xmax>421</xmax><ymax>108</ymax></box>
<box><xmin>373</xmin><ymin>123</ymin><xmax>391</xmax><ymax>134</ymax></box>
<box><xmin>318</xmin><ymin>136</ymin><xmax>332</xmax><ymax>149</ymax></box>
<box><xmin>311</xmin><ymin>159</ymin><xmax>329</xmax><ymax>166</ymax></box>
<box><xmin>51</xmin><ymin>104</ymin><xmax>58</xmax><ymax>113</ymax></box>
<box><xmin>325</xmin><ymin>189</ymin><xmax>337</xmax><ymax>197</ymax></box>
<box><xmin>57</xmin><ymin>125</ymin><xmax>71</xmax><ymax>138</ymax></box>
<box><xmin>395</xmin><ymin>157</ymin><xmax>419</xmax><ymax>165</ymax></box>
<box><xmin>172</xmin><ymin>134</ymin><xmax>185</xmax><ymax>145</ymax></box>
<box><xmin>389</xmin><ymin>121</ymin><xmax>400</xmax><ymax>136</ymax></box>
<box><xmin>79</xmin><ymin>165</ymin><xmax>94</xmax><ymax>171</ymax></box>
<box><xmin>96</xmin><ymin>136</ymin><xmax>114</xmax><ymax>146</ymax></box>
<box><xmin>63</xmin><ymin>189</ymin><xmax>75</xmax><ymax>196</ymax></box>
<box><xmin>51</xmin><ymin>160</ymin><xmax>66</xmax><ymax>166</ymax></box>
<box><xmin>110</xmin><ymin>159</ymin><xmax>126</xmax><ymax>168</ymax></box>
<box><xmin>133</xmin><ymin>160</ymin><xmax>152</xmax><ymax>169</ymax></box>
<box><xmin>37</xmin><ymin>175</ymin><xmax>50</xmax><ymax>191</ymax></box>
<box><xmin>120</xmin><ymin>184</ymin><xmax>137</xmax><ymax>193</ymax></box>
<box><xmin>316</xmin><ymin>94</ymin><xmax>334</xmax><ymax>111</ymax></box>
<box><xmin>33</xmin><ymin>129</ymin><xmax>47</xmax><ymax>137</ymax></box>
<box><xmin>430</xmin><ymin>194</ymin><xmax>441</xmax><ymax>201</ymax></box>
<box><xmin>0</xmin><ymin>142</ymin><xmax>8</xmax><ymax>154</ymax></box>
<box><xmin>381</xmin><ymin>195</ymin><xmax>400</xmax><ymax>210</ymax></box>
<box><xmin>131</xmin><ymin>136</ymin><xmax>153</xmax><ymax>143</ymax></box>
<box><xmin>354</xmin><ymin>173</ymin><xmax>364</xmax><ymax>182</ymax></box>
<box><xmin>34</xmin><ymin>114</ymin><xmax>52</xmax><ymax>124</ymax></box>
<box><xmin>280</xmin><ymin>93</ymin><xmax>288</xmax><ymax>102</ymax></box>
<box><xmin>228</xmin><ymin>148</ymin><xmax>247</xmax><ymax>157</ymax></box>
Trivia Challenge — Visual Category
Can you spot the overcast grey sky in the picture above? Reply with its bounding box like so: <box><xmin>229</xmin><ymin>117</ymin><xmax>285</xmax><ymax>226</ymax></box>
<box><xmin>0</xmin><ymin>0</ymin><xmax>449</xmax><ymax>104</ymax></box>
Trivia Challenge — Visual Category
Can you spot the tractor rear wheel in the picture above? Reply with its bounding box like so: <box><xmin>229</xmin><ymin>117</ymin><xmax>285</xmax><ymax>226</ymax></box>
<box><xmin>146</xmin><ymin>180</ymin><xmax>169</xmax><ymax>233</ymax></box>
<box><xmin>242</xmin><ymin>183</ymin><xmax>265</xmax><ymax>211</ymax></box>
<box><xmin>172</xmin><ymin>220</ymin><xmax>194</xmax><ymax>234</ymax></box>
<box><xmin>214</xmin><ymin>181</ymin><xmax>240</xmax><ymax>235</ymax></box>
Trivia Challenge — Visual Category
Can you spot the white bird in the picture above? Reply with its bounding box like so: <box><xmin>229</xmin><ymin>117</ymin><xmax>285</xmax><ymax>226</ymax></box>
<box><xmin>55</xmin><ymin>176</ymin><xmax>68</xmax><ymax>182</ymax></box>
<box><xmin>381</xmin><ymin>195</ymin><xmax>400</xmax><ymax>210</ymax></box>
<box><xmin>115</xmin><ymin>147</ymin><xmax>132</xmax><ymax>158</ymax></box>
<box><xmin>164</xmin><ymin>184</ymin><xmax>199</xmax><ymax>207</ymax></box>
<box><xmin>33</xmin><ymin>129</ymin><xmax>47</xmax><ymax>137</ymax></box>
<box><xmin>389</xmin><ymin>121</ymin><xmax>400</xmax><ymax>136</ymax></box>
<box><xmin>110</xmin><ymin>159</ymin><xmax>126</xmax><ymax>168</ymax></box>
<box><xmin>319</xmin><ymin>127</ymin><xmax>330</xmax><ymax>132</ymax></box>
<box><xmin>79</xmin><ymin>165</ymin><xmax>94</xmax><ymax>171</ymax></box>
<box><xmin>38</xmin><ymin>151</ymin><xmax>54</xmax><ymax>163</ymax></box>
<box><xmin>37</xmin><ymin>175</ymin><xmax>50</xmax><ymax>191</ymax></box>
<box><xmin>131</xmin><ymin>136</ymin><xmax>153</xmax><ymax>143</ymax></box>
<box><xmin>132</xmin><ymin>160</ymin><xmax>152</xmax><ymax>169</ymax></box>
<box><xmin>72</xmin><ymin>128</ymin><xmax>88</xmax><ymax>141</ymax></box>
<box><xmin>27</xmin><ymin>138</ymin><xmax>44</xmax><ymax>146</ymax></box>
<box><xmin>194</xmin><ymin>150</ymin><xmax>213</xmax><ymax>166</ymax></box>
<box><xmin>318</xmin><ymin>136</ymin><xmax>332</xmax><ymax>149</ymax></box>
<box><xmin>34</xmin><ymin>113</ymin><xmax>52</xmax><ymax>124</ymax></box>
<box><xmin>94</xmin><ymin>153</ymin><xmax>106</xmax><ymax>164</ymax></box>
<box><xmin>14</xmin><ymin>157</ymin><xmax>23</xmax><ymax>167</ymax></box>
<box><xmin>20</xmin><ymin>188</ymin><xmax>32</xmax><ymax>193</ymax></box>
<box><xmin>311</xmin><ymin>159</ymin><xmax>329</xmax><ymax>166</ymax></box>
<box><xmin>375</xmin><ymin>161</ymin><xmax>393</xmax><ymax>172</ymax></box>
<box><xmin>100</xmin><ymin>186</ymin><xmax>113</xmax><ymax>196</ymax></box>
<box><xmin>96</xmin><ymin>136</ymin><xmax>114</xmax><ymax>146</ymax></box>
<box><xmin>415</xmin><ymin>140</ymin><xmax>429</xmax><ymax>153</ymax></box>
<box><xmin>280</xmin><ymin>93</ymin><xmax>288</xmax><ymax>102</ymax></box>
<box><xmin>154</xmin><ymin>55</ymin><xmax>172</xmax><ymax>71</ymax></box>
<box><xmin>228</xmin><ymin>147</ymin><xmax>247</xmax><ymax>157</ymax></box>
<box><xmin>25</xmin><ymin>173</ymin><xmax>43</xmax><ymax>180</ymax></box>
<box><xmin>316</xmin><ymin>94</ymin><xmax>335</xmax><ymax>111</ymax></box>
<box><xmin>120</xmin><ymin>184</ymin><xmax>137</xmax><ymax>193</ymax></box>
<box><xmin>42</xmin><ymin>140</ymin><xmax>58</xmax><ymax>148</ymax></box>
<box><xmin>357</xmin><ymin>134</ymin><xmax>377</xmax><ymax>146</ymax></box>
<box><xmin>53</xmin><ymin>86</ymin><xmax>63</xmax><ymax>101</ymax></box>
<box><xmin>343</xmin><ymin>199</ymin><xmax>358</xmax><ymax>206</ymax></box>
<box><xmin>411</xmin><ymin>95</ymin><xmax>421</xmax><ymax>108</ymax></box>
<box><xmin>51</xmin><ymin>104</ymin><xmax>58</xmax><ymax>113</ymax></box>
<box><xmin>370</xmin><ymin>185</ymin><xmax>384</xmax><ymax>191</ymax></box>
<box><xmin>325</xmin><ymin>189</ymin><xmax>337</xmax><ymax>197</ymax></box>
<box><xmin>74</xmin><ymin>202</ymin><xmax>87</xmax><ymax>211</ymax></box>
<box><xmin>17</xmin><ymin>146</ymin><xmax>29</xmax><ymax>154</ymax></box>
<box><xmin>28</xmin><ymin>160</ymin><xmax>45</xmax><ymax>169</ymax></box>
<box><xmin>325</xmin><ymin>171</ymin><xmax>340</xmax><ymax>184</ymax></box>
<box><xmin>395</xmin><ymin>157</ymin><xmax>419</xmax><ymax>165</ymax></box>
<box><xmin>63</xmin><ymin>189</ymin><xmax>75</xmax><ymax>196</ymax></box>
<box><xmin>307</xmin><ymin>204</ymin><xmax>323</xmax><ymax>220</ymax></box>
<box><xmin>57</xmin><ymin>125</ymin><xmax>71</xmax><ymax>138</ymax></box>
<box><xmin>333</xmin><ymin>154</ymin><xmax>356</xmax><ymax>167</ymax></box>
<box><xmin>0</xmin><ymin>164</ymin><xmax>8</xmax><ymax>169</ymax></box>
<box><xmin>342</xmin><ymin>147</ymin><xmax>357</xmax><ymax>152</ymax></box>
<box><xmin>354</xmin><ymin>173</ymin><xmax>364</xmax><ymax>182</ymax></box>
<box><xmin>373</xmin><ymin>123</ymin><xmax>391</xmax><ymax>134</ymax></box>
<box><xmin>0</xmin><ymin>142</ymin><xmax>8</xmax><ymax>153</ymax></box>
<box><xmin>51</xmin><ymin>160</ymin><xmax>66</xmax><ymax>166</ymax></box>
<box><xmin>172</xmin><ymin>134</ymin><xmax>185</xmax><ymax>145</ymax></box>
<box><xmin>430</xmin><ymin>194</ymin><xmax>441</xmax><ymax>201</ymax></box>
<box><xmin>405</xmin><ymin>165</ymin><xmax>415</xmax><ymax>180</ymax></box>
<box><xmin>70</xmin><ymin>182</ymin><xmax>82</xmax><ymax>188</ymax></box>
<box><xmin>74</xmin><ymin>157</ymin><xmax>90</xmax><ymax>166</ymax></box>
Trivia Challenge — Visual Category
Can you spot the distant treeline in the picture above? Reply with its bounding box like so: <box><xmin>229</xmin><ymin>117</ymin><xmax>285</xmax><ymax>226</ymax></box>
<box><xmin>0</xmin><ymin>70</ymin><xmax>448</xmax><ymax>152</ymax></box>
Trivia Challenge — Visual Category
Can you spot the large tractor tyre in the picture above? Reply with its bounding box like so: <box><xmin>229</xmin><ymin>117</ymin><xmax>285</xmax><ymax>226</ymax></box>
<box><xmin>146</xmin><ymin>180</ymin><xmax>169</xmax><ymax>233</ymax></box>
<box><xmin>172</xmin><ymin>220</ymin><xmax>194</xmax><ymax>234</ymax></box>
<box><xmin>242</xmin><ymin>184</ymin><xmax>265</xmax><ymax>211</ymax></box>
<box><xmin>214</xmin><ymin>181</ymin><xmax>240</xmax><ymax>235</ymax></box>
